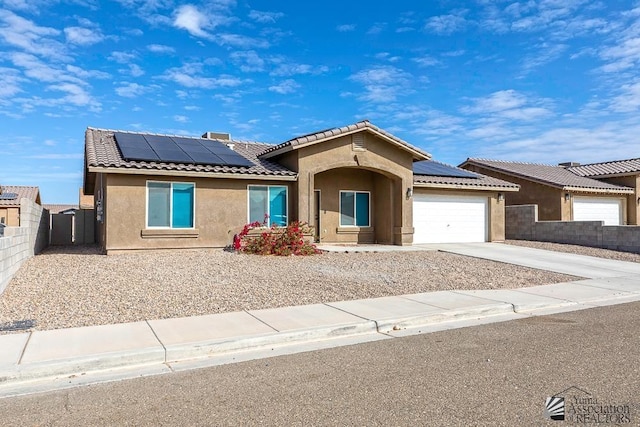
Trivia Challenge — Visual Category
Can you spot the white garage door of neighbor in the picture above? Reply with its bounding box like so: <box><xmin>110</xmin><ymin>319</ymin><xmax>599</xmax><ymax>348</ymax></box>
<box><xmin>413</xmin><ymin>194</ymin><xmax>488</xmax><ymax>243</ymax></box>
<box><xmin>573</xmin><ymin>197</ymin><xmax>622</xmax><ymax>226</ymax></box>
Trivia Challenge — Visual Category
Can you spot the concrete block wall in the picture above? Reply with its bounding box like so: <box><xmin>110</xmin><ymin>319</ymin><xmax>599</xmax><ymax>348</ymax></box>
<box><xmin>505</xmin><ymin>204</ymin><xmax>537</xmax><ymax>240</ymax></box>
<box><xmin>0</xmin><ymin>199</ymin><xmax>48</xmax><ymax>294</ymax></box>
<box><xmin>506</xmin><ymin>205</ymin><xmax>640</xmax><ymax>254</ymax></box>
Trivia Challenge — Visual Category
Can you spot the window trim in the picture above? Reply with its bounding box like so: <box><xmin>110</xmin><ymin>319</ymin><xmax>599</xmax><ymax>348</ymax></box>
<box><xmin>145</xmin><ymin>180</ymin><xmax>196</xmax><ymax>229</ymax></box>
<box><xmin>247</xmin><ymin>184</ymin><xmax>289</xmax><ymax>227</ymax></box>
<box><xmin>339</xmin><ymin>190</ymin><xmax>371</xmax><ymax>227</ymax></box>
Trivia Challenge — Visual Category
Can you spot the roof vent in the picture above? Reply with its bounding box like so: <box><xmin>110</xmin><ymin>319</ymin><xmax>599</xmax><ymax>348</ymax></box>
<box><xmin>352</xmin><ymin>133</ymin><xmax>366</xmax><ymax>150</ymax></box>
<box><xmin>558</xmin><ymin>162</ymin><xmax>580</xmax><ymax>168</ymax></box>
<box><xmin>202</xmin><ymin>131</ymin><xmax>231</xmax><ymax>141</ymax></box>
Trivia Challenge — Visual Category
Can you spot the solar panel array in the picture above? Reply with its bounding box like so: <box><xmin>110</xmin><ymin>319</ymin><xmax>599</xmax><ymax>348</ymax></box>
<box><xmin>413</xmin><ymin>160</ymin><xmax>478</xmax><ymax>178</ymax></box>
<box><xmin>0</xmin><ymin>192</ymin><xmax>18</xmax><ymax>200</ymax></box>
<box><xmin>113</xmin><ymin>132</ymin><xmax>254</xmax><ymax>168</ymax></box>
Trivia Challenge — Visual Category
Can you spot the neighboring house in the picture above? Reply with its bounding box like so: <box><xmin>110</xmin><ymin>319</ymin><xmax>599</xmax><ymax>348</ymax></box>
<box><xmin>0</xmin><ymin>186</ymin><xmax>41</xmax><ymax>226</ymax></box>
<box><xmin>43</xmin><ymin>204</ymin><xmax>78</xmax><ymax>215</ymax></box>
<box><xmin>460</xmin><ymin>159</ymin><xmax>634</xmax><ymax>225</ymax></box>
<box><xmin>83</xmin><ymin>121</ymin><xmax>519</xmax><ymax>254</ymax></box>
<box><xmin>79</xmin><ymin>188</ymin><xmax>94</xmax><ymax>210</ymax></box>
<box><xmin>567</xmin><ymin>158</ymin><xmax>640</xmax><ymax>225</ymax></box>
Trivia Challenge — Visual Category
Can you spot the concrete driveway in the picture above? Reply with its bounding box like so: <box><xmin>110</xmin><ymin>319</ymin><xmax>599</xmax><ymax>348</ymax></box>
<box><xmin>431</xmin><ymin>242</ymin><xmax>640</xmax><ymax>278</ymax></box>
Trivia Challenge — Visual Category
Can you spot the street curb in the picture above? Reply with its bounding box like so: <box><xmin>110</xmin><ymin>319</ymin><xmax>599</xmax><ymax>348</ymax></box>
<box><xmin>161</xmin><ymin>320</ymin><xmax>378</xmax><ymax>363</ymax></box>
<box><xmin>373</xmin><ymin>303</ymin><xmax>515</xmax><ymax>334</ymax></box>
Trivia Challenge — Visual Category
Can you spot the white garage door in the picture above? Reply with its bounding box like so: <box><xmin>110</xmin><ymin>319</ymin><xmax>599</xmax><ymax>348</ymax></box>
<box><xmin>573</xmin><ymin>197</ymin><xmax>622</xmax><ymax>225</ymax></box>
<box><xmin>413</xmin><ymin>194</ymin><xmax>488</xmax><ymax>243</ymax></box>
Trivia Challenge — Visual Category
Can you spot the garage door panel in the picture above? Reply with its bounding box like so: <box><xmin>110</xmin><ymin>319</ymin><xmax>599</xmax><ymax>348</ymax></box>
<box><xmin>573</xmin><ymin>197</ymin><xmax>621</xmax><ymax>226</ymax></box>
<box><xmin>413</xmin><ymin>195</ymin><xmax>488</xmax><ymax>244</ymax></box>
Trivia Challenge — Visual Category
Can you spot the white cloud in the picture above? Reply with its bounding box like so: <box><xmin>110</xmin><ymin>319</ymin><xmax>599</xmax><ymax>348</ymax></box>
<box><xmin>173</xmin><ymin>4</ymin><xmax>212</xmax><ymax>38</ymax></box>
<box><xmin>161</xmin><ymin>63</ymin><xmax>247</xmax><ymax>89</ymax></box>
<box><xmin>172</xmin><ymin>3</ymin><xmax>232</xmax><ymax>39</ymax></box>
<box><xmin>412</xmin><ymin>55</ymin><xmax>440</xmax><ymax>67</ymax></box>
<box><xmin>64</xmin><ymin>26</ymin><xmax>104</xmax><ymax>45</ymax></box>
<box><xmin>609</xmin><ymin>80</ymin><xmax>640</xmax><ymax>112</ymax></box>
<box><xmin>147</xmin><ymin>44</ymin><xmax>175</xmax><ymax>54</ymax></box>
<box><xmin>366</xmin><ymin>23</ymin><xmax>386</xmax><ymax>35</ymax></box>
<box><xmin>336</xmin><ymin>24</ymin><xmax>355</xmax><ymax>32</ymax></box>
<box><xmin>248</xmin><ymin>10</ymin><xmax>284</xmax><ymax>23</ymax></box>
<box><xmin>269</xmin><ymin>79</ymin><xmax>300</xmax><ymax>94</ymax></box>
<box><xmin>66</xmin><ymin>65</ymin><xmax>110</xmax><ymax>79</ymax></box>
<box><xmin>109</xmin><ymin>51</ymin><xmax>137</xmax><ymax>63</ymax></box>
<box><xmin>461</xmin><ymin>90</ymin><xmax>553</xmax><ymax>121</ymax></box>
<box><xmin>127</xmin><ymin>64</ymin><xmax>145</xmax><ymax>77</ymax></box>
<box><xmin>270</xmin><ymin>62</ymin><xmax>328</xmax><ymax>76</ymax></box>
<box><xmin>0</xmin><ymin>9</ymin><xmax>67</xmax><ymax>59</ymax></box>
<box><xmin>0</xmin><ymin>67</ymin><xmax>25</xmax><ymax>98</ymax></box>
<box><xmin>115</xmin><ymin>82</ymin><xmax>148</xmax><ymax>98</ymax></box>
<box><xmin>216</xmin><ymin>33</ymin><xmax>269</xmax><ymax>49</ymax></box>
<box><xmin>425</xmin><ymin>14</ymin><xmax>466</xmax><ymax>35</ymax></box>
<box><xmin>349</xmin><ymin>65</ymin><xmax>412</xmax><ymax>103</ymax></box>
<box><xmin>230</xmin><ymin>50</ymin><xmax>265</xmax><ymax>72</ymax></box>
<box><xmin>173</xmin><ymin>114</ymin><xmax>189</xmax><ymax>123</ymax></box>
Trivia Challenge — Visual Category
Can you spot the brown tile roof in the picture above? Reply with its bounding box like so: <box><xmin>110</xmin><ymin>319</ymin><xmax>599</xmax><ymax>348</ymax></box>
<box><xmin>43</xmin><ymin>204</ymin><xmax>78</xmax><ymax>214</ymax></box>
<box><xmin>567</xmin><ymin>158</ymin><xmax>640</xmax><ymax>177</ymax></box>
<box><xmin>85</xmin><ymin>128</ymin><xmax>297</xmax><ymax>178</ymax></box>
<box><xmin>462</xmin><ymin>159</ymin><xmax>634</xmax><ymax>193</ymax></box>
<box><xmin>413</xmin><ymin>174</ymin><xmax>520</xmax><ymax>190</ymax></box>
<box><xmin>0</xmin><ymin>186</ymin><xmax>41</xmax><ymax>207</ymax></box>
<box><xmin>258</xmin><ymin>120</ymin><xmax>431</xmax><ymax>160</ymax></box>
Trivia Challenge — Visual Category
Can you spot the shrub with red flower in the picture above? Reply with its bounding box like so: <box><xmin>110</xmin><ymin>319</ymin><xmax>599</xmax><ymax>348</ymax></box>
<box><xmin>233</xmin><ymin>219</ymin><xmax>321</xmax><ymax>256</ymax></box>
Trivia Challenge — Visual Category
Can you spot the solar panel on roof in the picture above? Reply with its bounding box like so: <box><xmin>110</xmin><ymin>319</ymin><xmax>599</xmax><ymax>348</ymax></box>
<box><xmin>216</xmin><ymin>153</ymin><xmax>255</xmax><ymax>168</ymax></box>
<box><xmin>113</xmin><ymin>132</ymin><xmax>254</xmax><ymax>168</ymax></box>
<box><xmin>114</xmin><ymin>133</ymin><xmax>161</xmax><ymax>162</ymax></box>
<box><xmin>413</xmin><ymin>161</ymin><xmax>478</xmax><ymax>178</ymax></box>
<box><xmin>0</xmin><ymin>192</ymin><xmax>18</xmax><ymax>200</ymax></box>
<box><xmin>113</xmin><ymin>133</ymin><xmax>147</xmax><ymax>148</ymax></box>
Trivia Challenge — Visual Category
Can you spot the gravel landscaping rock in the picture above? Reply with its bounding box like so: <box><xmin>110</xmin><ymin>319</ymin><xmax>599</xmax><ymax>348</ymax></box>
<box><xmin>0</xmin><ymin>245</ymin><xmax>578</xmax><ymax>334</ymax></box>
<box><xmin>506</xmin><ymin>240</ymin><xmax>640</xmax><ymax>262</ymax></box>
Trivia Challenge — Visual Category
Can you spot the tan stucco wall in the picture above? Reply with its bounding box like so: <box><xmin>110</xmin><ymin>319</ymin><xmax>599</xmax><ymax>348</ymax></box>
<box><xmin>598</xmin><ymin>175</ymin><xmax>639</xmax><ymax>225</ymax></box>
<box><xmin>0</xmin><ymin>207</ymin><xmax>20</xmax><ymax>226</ymax></box>
<box><xmin>463</xmin><ymin>165</ymin><xmax>567</xmax><ymax>221</ymax></box>
<box><xmin>412</xmin><ymin>188</ymin><xmax>506</xmax><ymax>241</ymax></box>
<box><xmin>101</xmin><ymin>173</ymin><xmax>293</xmax><ymax>253</ymax></box>
<box><xmin>290</xmin><ymin>131</ymin><xmax>415</xmax><ymax>245</ymax></box>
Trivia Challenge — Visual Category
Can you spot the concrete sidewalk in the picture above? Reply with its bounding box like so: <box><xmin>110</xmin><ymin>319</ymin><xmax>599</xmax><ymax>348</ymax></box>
<box><xmin>1</xmin><ymin>244</ymin><xmax>639</xmax><ymax>398</ymax></box>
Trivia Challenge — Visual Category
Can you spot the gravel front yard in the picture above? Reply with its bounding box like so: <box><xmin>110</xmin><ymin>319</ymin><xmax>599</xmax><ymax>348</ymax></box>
<box><xmin>505</xmin><ymin>240</ymin><xmax>640</xmax><ymax>262</ymax></box>
<box><xmin>0</xmin><ymin>245</ymin><xmax>579</xmax><ymax>334</ymax></box>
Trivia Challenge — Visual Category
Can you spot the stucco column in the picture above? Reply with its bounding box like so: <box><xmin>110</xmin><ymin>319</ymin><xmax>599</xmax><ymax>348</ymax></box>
<box><xmin>297</xmin><ymin>171</ymin><xmax>313</xmax><ymax>224</ymax></box>
<box><xmin>394</xmin><ymin>174</ymin><xmax>415</xmax><ymax>245</ymax></box>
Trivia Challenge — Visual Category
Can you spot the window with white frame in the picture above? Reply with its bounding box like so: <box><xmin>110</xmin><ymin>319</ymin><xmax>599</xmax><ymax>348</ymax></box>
<box><xmin>340</xmin><ymin>191</ymin><xmax>370</xmax><ymax>227</ymax></box>
<box><xmin>147</xmin><ymin>182</ymin><xmax>195</xmax><ymax>228</ymax></box>
<box><xmin>248</xmin><ymin>185</ymin><xmax>288</xmax><ymax>226</ymax></box>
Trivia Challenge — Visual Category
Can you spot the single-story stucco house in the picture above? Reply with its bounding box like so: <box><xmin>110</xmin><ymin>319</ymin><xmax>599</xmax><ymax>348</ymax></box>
<box><xmin>566</xmin><ymin>158</ymin><xmax>640</xmax><ymax>225</ymax></box>
<box><xmin>0</xmin><ymin>185</ymin><xmax>41</xmax><ymax>226</ymax></box>
<box><xmin>83</xmin><ymin>121</ymin><xmax>519</xmax><ymax>254</ymax></box>
<box><xmin>460</xmin><ymin>158</ymin><xmax>634</xmax><ymax>225</ymax></box>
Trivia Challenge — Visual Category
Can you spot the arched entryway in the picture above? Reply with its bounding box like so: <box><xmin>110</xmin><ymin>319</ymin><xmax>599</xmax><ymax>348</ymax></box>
<box><xmin>312</xmin><ymin>166</ymin><xmax>402</xmax><ymax>244</ymax></box>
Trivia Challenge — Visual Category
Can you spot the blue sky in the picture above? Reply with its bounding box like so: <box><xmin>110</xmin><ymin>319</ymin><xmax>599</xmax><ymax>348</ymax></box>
<box><xmin>1</xmin><ymin>0</ymin><xmax>640</xmax><ymax>204</ymax></box>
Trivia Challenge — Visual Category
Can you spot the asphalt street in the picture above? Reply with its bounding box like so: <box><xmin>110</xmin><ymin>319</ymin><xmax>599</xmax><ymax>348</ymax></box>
<box><xmin>2</xmin><ymin>301</ymin><xmax>639</xmax><ymax>426</ymax></box>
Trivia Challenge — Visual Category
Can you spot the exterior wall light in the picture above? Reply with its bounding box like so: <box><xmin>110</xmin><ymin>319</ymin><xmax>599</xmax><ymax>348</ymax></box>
<box><xmin>565</xmin><ymin>193</ymin><xmax>571</xmax><ymax>202</ymax></box>
<box><xmin>406</xmin><ymin>187</ymin><xmax>413</xmax><ymax>199</ymax></box>
<box><xmin>498</xmin><ymin>193</ymin><xmax>504</xmax><ymax>201</ymax></box>
<box><xmin>637</xmin><ymin>196</ymin><xmax>640</xmax><ymax>205</ymax></box>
